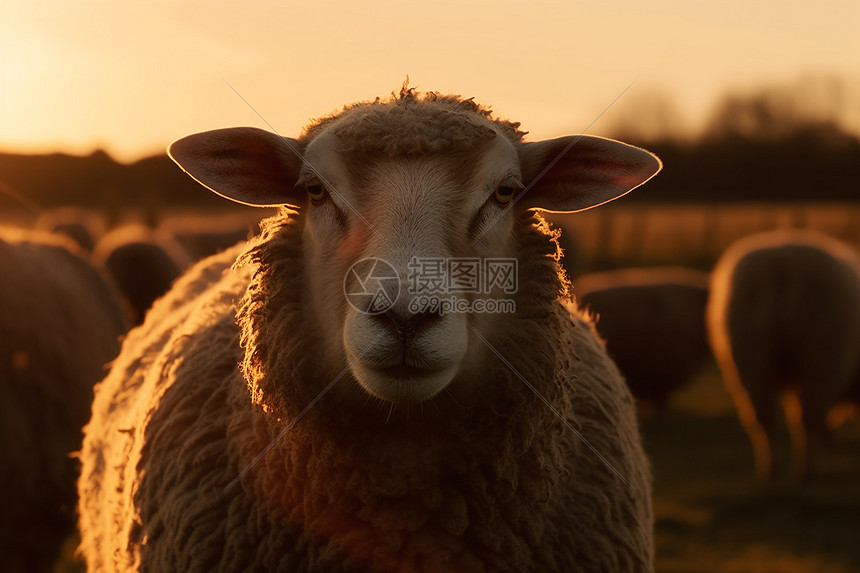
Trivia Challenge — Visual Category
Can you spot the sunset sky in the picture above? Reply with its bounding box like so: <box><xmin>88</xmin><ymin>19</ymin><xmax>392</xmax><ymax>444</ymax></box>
<box><xmin>1</xmin><ymin>0</ymin><xmax>858</xmax><ymax>162</ymax></box>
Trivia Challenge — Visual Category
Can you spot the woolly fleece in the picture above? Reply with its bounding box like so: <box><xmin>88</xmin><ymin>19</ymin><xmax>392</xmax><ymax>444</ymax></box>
<box><xmin>79</xmin><ymin>212</ymin><xmax>652</xmax><ymax>572</ymax></box>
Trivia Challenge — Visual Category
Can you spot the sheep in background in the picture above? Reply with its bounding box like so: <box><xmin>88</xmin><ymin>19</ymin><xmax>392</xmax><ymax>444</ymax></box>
<box><xmin>34</xmin><ymin>206</ymin><xmax>106</xmax><ymax>252</ymax></box>
<box><xmin>79</xmin><ymin>88</ymin><xmax>661</xmax><ymax>572</ymax></box>
<box><xmin>92</xmin><ymin>224</ymin><xmax>193</xmax><ymax>324</ymax></box>
<box><xmin>576</xmin><ymin>267</ymin><xmax>711</xmax><ymax>411</ymax></box>
<box><xmin>707</xmin><ymin>229</ymin><xmax>860</xmax><ymax>481</ymax></box>
<box><xmin>0</xmin><ymin>228</ymin><xmax>127</xmax><ymax>573</ymax></box>
<box><xmin>163</xmin><ymin>212</ymin><xmax>261</xmax><ymax>261</ymax></box>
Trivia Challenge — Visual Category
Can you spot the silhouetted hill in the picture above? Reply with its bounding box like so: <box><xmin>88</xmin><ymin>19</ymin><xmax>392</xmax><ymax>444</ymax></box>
<box><xmin>611</xmin><ymin>78</ymin><xmax>860</xmax><ymax>203</ymax></box>
<box><xmin>3</xmin><ymin>80</ymin><xmax>860</xmax><ymax>211</ymax></box>
<box><xmin>622</xmin><ymin>128</ymin><xmax>860</xmax><ymax>203</ymax></box>
<box><xmin>0</xmin><ymin>150</ymin><xmax>227</xmax><ymax>212</ymax></box>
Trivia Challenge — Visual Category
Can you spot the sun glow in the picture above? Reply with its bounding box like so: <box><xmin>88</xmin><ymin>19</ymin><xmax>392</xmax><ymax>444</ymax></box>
<box><xmin>1</xmin><ymin>0</ymin><xmax>859</xmax><ymax>161</ymax></box>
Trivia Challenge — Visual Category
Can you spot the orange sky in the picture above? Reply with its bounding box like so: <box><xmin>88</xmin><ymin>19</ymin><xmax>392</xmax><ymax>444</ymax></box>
<box><xmin>1</xmin><ymin>0</ymin><xmax>858</xmax><ymax>162</ymax></box>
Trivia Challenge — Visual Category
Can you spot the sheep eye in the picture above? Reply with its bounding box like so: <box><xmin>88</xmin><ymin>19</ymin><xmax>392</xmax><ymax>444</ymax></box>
<box><xmin>494</xmin><ymin>185</ymin><xmax>516</xmax><ymax>205</ymax></box>
<box><xmin>305</xmin><ymin>181</ymin><xmax>328</xmax><ymax>204</ymax></box>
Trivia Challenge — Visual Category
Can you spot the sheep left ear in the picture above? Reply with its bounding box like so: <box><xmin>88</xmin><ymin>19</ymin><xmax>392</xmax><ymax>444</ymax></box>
<box><xmin>517</xmin><ymin>135</ymin><xmax>661</xmax><ymax>213</ymax></box>
<box><xmin>168</xmin><ymin>127</ymin><xmax>305</xmax><ymax>208</ymax></box>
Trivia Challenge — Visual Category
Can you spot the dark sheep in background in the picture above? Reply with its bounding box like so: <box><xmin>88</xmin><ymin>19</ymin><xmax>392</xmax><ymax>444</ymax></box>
<box><xmin>92</xmin><ymin>225</ymin><xmax>193</xmax><ymax>324</ymax></box>
<box><xmin>575</xmin><ymin>267</ymin><xmax>711</xmax><ymax>410</ymax></box>
<box><xmin>34</xmin><ymin>206</ymin><xmax>106</xmax><ymax>252</ymax></box>
<box><xmin>707</xmin><ymin>229</ymin><xmax>860</xmax><ymax>481</ymax></box>
<box><xmin>0</xmin><ymin>228</ymin><xmax>127</xmax><ymax>573</ymax></box>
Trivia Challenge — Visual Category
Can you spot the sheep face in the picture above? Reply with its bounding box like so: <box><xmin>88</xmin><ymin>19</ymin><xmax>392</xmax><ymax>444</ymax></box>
<box><xmin>299</xmin><ymin>127</ymin><xmax>522</xmax><ymax>404</ymax></box>
<box><xmin>168</xmin><ymin>92</ymin><xmax>661</xmax><ymax>405</ymax></box>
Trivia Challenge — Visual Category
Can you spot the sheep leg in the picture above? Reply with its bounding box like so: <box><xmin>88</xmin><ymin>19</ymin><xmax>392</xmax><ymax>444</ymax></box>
<box><xmin>748</xmin><ymin>399</ymin><xmax>779</xmax><ymax>481</ymax></box>
<box><xmin>781</xmin><ymin>390</ymin><xmax>811</xmax><ymax>483</ymax></box>
<box><xmin>797</xmin><ymin>412</ymin><xmax>824</xmax><ymax>484</ymax></box>
<box><xmin>729</xmin><ymin>380</ymin><xmax>779</xmax><ymax>480</ymax></box>
<box><xmin>721</xmin><ymin>354</ymin><xmax>779</xmax><ymax>480</ymax></box>
<box><xmin>793</xmin><ymin>380</ymin><xmax>837</xmax><ymax>484</ymax></box>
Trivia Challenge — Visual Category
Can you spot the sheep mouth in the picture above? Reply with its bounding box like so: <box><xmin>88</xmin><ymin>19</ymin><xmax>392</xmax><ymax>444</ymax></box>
<box><xmin>352</xmin><ymin>360</ymin><xmax>460</xmax><ymax>404</ymax></box>
<box><xmin>361</xmin><ymin>345</ymin><xmax>450</xmax><ymax>373</ymax></box>
<box><xmin>373</xmin><ymin>364</ymin><xmax>440</xmax><ymax>379</ymax></box>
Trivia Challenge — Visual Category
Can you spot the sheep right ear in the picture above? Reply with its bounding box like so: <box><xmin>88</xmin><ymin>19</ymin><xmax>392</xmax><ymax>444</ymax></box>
<box><xmin>518</xmin><ymin>135</ymin><xmax>661</xmax><ymax>213</ymax></box>
<box><xmin>168</xmin><ymin>127</ymin><xmax>305</xmax><ymax>208</ymax></box>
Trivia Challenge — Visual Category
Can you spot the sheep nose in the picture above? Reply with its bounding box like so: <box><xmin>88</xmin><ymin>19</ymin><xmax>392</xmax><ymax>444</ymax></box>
<box><xmin>373</xmin><ymin>309</ymin><xmax>440</xmax><ymax>340</ymax></box>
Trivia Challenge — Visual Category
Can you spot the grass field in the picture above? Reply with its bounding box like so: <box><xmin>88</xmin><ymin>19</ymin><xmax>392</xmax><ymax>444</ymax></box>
<box><xmin>546</xmin><ymin>201</ymin><xmax>860</xmax><ymax>276</ymax></box>
<box><xmin>646</xmin><ymin>365</ymin><xmax>860</xmax><ymax>573</ymax></box>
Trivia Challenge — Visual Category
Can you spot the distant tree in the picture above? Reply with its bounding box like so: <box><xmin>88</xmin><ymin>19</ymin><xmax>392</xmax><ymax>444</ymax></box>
<box><xmin>607</xmin><ymin>75</ymin><xmax>860</xmax><ymax>203</ymax></box>
<box><xmin>703</xmin><ymin>74</ymin><xmax>855</xmax><ymax>144</ymax></box>
<box><xmin>604</xmin><ymin>89</ymin><xmax>686</xmax><ymax>143</ymax></box>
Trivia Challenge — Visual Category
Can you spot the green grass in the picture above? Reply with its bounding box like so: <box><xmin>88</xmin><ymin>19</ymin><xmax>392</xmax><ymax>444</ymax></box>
<box><xmin>645</xmin><ymin>368</ymin><xmax>860</xmax><ymax>573</ymax></box>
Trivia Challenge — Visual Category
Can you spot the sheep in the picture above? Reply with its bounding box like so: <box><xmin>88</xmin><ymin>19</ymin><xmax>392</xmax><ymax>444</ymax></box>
<box><xmin>706</xmin><ymin>229</ymin><xmax>860</xmax><ymax>481</ymax></box>
<box><xmin>0</xmin><ymin>228</ymin><xmax>127</xmax><ymax>573</ymax></box>
<box><xmin>34</xmin><ymin>206</ymin><xmax>106</xmax><ymax>252</ymax></box>
<box><xmin>92</xmin><ymin>224</ymin><xmax>193</xmax><ymax>324</ymax></box>
<box><xmin>78</xmin><ymin>87</ymin><xmax>661</xmax><ymax>572</ymax></box>
<box><xmin>575</xmin><ymin>267</ymin><xmax>711</xmax><ymax>410</ymax></box>
<box><xmin>163</xmin><ymin>213</ymin><xmax>261</xmax><ymax>261</ymax></box>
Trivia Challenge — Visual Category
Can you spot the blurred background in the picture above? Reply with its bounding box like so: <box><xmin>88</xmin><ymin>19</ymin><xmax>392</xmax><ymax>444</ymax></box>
<box><xmin>1</xmin><ymin>1</ymin><xmax>859</xmax><ymax>572</ymax></box>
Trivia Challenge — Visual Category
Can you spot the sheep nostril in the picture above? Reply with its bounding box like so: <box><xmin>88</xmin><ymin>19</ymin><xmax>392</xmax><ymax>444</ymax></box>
<box><xmin>374</xmin><ymin>309</ymin><xmax>441</xmax><ymax>340</ymax></box>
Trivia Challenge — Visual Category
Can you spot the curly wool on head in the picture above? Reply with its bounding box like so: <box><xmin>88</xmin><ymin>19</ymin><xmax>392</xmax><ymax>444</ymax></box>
<box><xmin>301</xmin><ymin>86</ymin><xmax>527</xmax><ymax>156</ymax></box>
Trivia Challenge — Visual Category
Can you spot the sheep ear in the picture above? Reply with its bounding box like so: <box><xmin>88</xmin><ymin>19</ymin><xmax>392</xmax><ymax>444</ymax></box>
<box><xmin>517</xmin><ymin>135</ymin><xmax>661</xmax><ymax>213</ymax></box>
<box><xmin>168</xmin><ymin>127</ymin><xmax>305</xmax><ymax>208</ymax></box>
